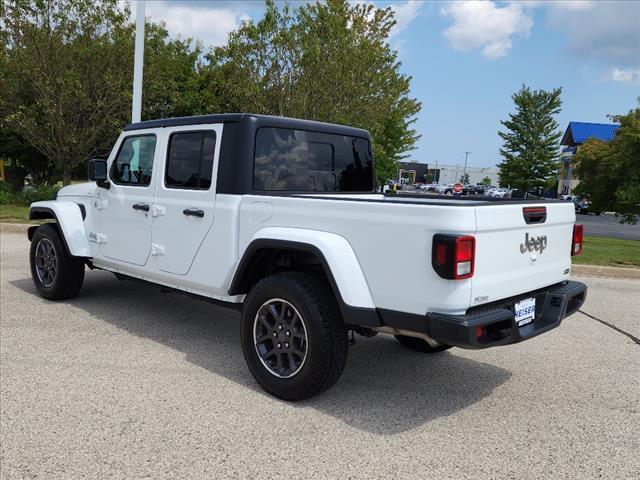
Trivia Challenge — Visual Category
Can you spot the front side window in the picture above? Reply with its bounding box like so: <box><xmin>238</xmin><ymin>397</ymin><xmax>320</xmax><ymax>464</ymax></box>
<box><xmin>111</xmin><ymin>135</ymin><xmax>157</xmax><ymax>186</ymax></box>
<box><xmin>254</xmin><ymin>127</ymin><xmax>374</xmax><ymax>192</ymax></box>
<box><xmin>165</xmin><ymin>131</ymin><xmax>216</xmax><ymax>189</ymax></box>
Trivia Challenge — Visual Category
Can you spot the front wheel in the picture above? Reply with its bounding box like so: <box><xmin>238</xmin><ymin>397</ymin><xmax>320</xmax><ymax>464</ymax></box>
<box><xmin>394</xmin><ymin>334</ymin><xmax>452</xmax><ymax>353</ymax></box>
<box><xmin>30</xmin><ymin>223</ymin><xmax>85</xmax><ymax>300</ymax></box>
<box><xmin>240</xmin><ymin>272</ymin><xmax>348</xmax><ymax>401</ymax></box>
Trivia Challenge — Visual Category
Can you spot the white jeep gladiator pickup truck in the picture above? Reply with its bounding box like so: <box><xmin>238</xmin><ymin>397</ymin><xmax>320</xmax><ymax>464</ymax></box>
<box><xmin>28</xmin><ymin>114</ymin><xmax>587</xmax><ymax>400</ymax></box>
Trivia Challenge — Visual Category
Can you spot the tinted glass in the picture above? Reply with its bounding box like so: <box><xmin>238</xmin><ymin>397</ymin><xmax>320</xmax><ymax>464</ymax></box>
<box><xmin>165</xmin><ymin>131</ymin><xmax>216</xmax><ymax>189</ymax></box>
<box><xmin>111</xmin><ymin>135</ymin><xmax>157</xmax><ymax>186</ymax></box>
<box><xmin>254</xmin><ymin>127</ymin><xmax>374</xmax><ymax>192</ymax></box>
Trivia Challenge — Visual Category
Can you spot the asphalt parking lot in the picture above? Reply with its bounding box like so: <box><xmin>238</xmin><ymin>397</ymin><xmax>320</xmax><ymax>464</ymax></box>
<box><xmin>1</xmin><ymin>230</ymin><xmax>639</xmax><ymax>479</ymax></box>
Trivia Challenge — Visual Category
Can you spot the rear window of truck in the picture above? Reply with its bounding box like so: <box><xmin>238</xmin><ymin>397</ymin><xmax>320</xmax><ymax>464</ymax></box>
<box><xmin>253</xmin><ymin>127</ymin><xmax>374</xmax><ymax>192</ymax></box>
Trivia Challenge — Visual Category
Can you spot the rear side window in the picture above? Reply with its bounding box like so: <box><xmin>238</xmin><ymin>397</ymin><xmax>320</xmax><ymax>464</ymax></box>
<box><xmin>253</xmin><ymin>127</ymin><xmax>374</xmax><ymax>192</ymax></box>
<box><xmin>111</xmin><ymin>135</ymin><xmax>157</xmax><ymax>186</ymax></box>
<box><xmin>165</xmin><ymin>131</ymin><xmax>216</xmax><ymax>189</ymax></box>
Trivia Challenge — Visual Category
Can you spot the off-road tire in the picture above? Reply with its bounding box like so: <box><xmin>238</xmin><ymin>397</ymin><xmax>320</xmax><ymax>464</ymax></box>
<box><xmin>30</xmin><ymin>223</ymin><xmax>85</xmax><ymax>300</ymax></box>
<box><xmin>394</xmin><ymin>335</ymin><xmax>452</xmax><ymax>353</ymax></box>
<box><xmin>241</xmin><ymin>272</ymin><xmax>348</xmax><ymax>401</ymax></box>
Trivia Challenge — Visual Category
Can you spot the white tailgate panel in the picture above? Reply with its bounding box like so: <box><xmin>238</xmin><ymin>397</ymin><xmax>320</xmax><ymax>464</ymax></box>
<box><xmin>472</xmin><ymin>202</ymin><xmax>574</xmax><ymax>306</ymax></box>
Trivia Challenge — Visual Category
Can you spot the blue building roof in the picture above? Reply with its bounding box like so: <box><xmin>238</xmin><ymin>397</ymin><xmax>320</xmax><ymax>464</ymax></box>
<box><xmin>561</xmin><ymin>122</ymin><xmax>620</xmax><ymax>146</ymax></box>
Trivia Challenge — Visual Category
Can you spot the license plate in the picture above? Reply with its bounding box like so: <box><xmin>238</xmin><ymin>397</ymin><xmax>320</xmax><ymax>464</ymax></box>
<box><xmin>514</xmin><ymin>297</ymin><xmax>536</xmax><ymax>327</ymax></box>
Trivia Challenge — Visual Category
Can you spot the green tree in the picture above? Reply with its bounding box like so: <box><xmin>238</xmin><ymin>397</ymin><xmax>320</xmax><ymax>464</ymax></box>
<box><xmin>498</xmin><ymin>85</ymin><xmax>562</xmax><ymax>194</ymax></box>
<box><xmin>460</xmin><ymin>172</ymin><xmax>470</xmax><ymax>184</ymax></box>
<box><xmin>203</xmin><ymin>0</ymin><xmax>421</xmax><ymax>187</ymax></box>
<box><xmin>574</xmin><ymin>104</ymin><xmax>640</xmax><ymax>224</ymax></box>
<box><xmin>140</xmin><ymin>23</ymin><xmax>204</xmax><ymax>120</ymax></box>
<box><xmin>481</xmin><ymin>176</ymin><xmax>492</xmax><ymax>187</ymax></box>
<box><xmin>1</xmin><ymin>0</ymin><xmax>133</xmax><ymax>184</ymax></box>
<box><xmin>0</xmin><ymin>0</ymin><xmax>203</xmax><ymax>185</ymax></box>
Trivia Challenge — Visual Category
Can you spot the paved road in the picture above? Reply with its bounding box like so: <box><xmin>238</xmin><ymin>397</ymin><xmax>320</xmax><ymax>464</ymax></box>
<box><xmin>578</xmin><ymin>213</ymin><xmax>640</xmax><ymax>240</ymax></box>
<box><xmin>1</xmin><ymin>231</ymin><xmax>639</xmax><ymax>479</ymax></box>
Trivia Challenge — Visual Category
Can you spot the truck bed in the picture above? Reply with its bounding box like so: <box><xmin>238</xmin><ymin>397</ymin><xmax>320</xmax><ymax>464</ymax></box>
<box><xmin>233</xmin><ymin>192</ymin><xmax>576</xmax><ymax>317</ymax></box>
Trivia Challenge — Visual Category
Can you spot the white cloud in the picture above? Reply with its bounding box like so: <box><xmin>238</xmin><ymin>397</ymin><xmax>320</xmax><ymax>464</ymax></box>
<box><xmin>610</xmin><ymin>69</ymin><xmax>640</xmax><ymax>85</ymax></box>
<box><xmin>133</xmin><ymin>1</ymin><xmax>245</xmax><ymax>48</ymax></box>
<box><xmin>440</xmin><ymin>1</ymin><xmax>533</xmax><ymax>60</ymax></box>
<box><xmin>389</xmin><ymin>1</ymin><xmax>422</xmax><ymax>38</ymax></box>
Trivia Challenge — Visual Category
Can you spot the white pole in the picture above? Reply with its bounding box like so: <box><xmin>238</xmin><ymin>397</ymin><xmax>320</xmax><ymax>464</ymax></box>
<box><xmin>132</xmin><ymin>1</ymin><xmax>145</xmax><ymax>123</ymax></box>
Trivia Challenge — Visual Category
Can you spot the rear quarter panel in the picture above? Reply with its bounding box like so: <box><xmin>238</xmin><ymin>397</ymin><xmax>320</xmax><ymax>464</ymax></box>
<box><xmin>236</xmin><ymin>195</ymin><xmax>477</xmax><ymax>315</ymax></box>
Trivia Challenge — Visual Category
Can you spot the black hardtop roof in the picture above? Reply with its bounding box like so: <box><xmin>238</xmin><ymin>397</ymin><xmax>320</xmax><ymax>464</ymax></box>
<box><xmin>123</xmin><ymin>113</ymin><xmax>370</xmax><ymax>138</ymax></box>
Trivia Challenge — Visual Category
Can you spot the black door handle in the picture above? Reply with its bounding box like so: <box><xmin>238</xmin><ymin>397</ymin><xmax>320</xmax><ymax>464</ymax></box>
<box><xmin>132</xmin><ymin>203</ymin><xmax>150</xmax><ymax>212</ymax></box>
<box><xmin>183</xmin><ymin>208</ymin><xmax>205</xmax><ymax>218</ymax></box>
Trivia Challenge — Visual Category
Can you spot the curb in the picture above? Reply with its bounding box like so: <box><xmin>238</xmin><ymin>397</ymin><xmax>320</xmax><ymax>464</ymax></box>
<box><xmin>572</xmin><ymin>264</ymin><xmax>640</xmax><ymax>280</ymax></box>
<box><xmin>0</xmin><ymin>223</ymin><xmax>32</xmax><ymax>234</ymax></box>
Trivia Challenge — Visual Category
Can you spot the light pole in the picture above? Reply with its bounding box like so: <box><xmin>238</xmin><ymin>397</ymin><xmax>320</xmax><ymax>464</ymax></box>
<box><xmin>462</xmin><ymin>151</ymin><xmax>471</xmax><ymax>182</ymax></box>
<box><xmin>132</xmin><ymin>1</ymin><xmax>145</xmax><ymax>123</ymax></box>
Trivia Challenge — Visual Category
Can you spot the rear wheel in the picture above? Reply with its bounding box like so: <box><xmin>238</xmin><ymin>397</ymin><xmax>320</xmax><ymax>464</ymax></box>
<box><xmin>241</xmin><ymin>272</ymin><xmax>348</xmax><ymax>401</ymax></box>
<box><xmin>394</xmin><ymin>334</ymin><xmax>452</xmax><ymax>353</ymax></box>
<box><xmin>30</xmin><ymin>224</ymin><xmax>85</xmax><ymax>300</ymax></box>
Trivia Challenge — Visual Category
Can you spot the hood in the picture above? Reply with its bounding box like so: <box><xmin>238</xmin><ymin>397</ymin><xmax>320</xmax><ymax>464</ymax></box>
<box><xmin>56</xmin><ymin>182</ymin><xmax>97</xmax><ymax>198</ymax></box>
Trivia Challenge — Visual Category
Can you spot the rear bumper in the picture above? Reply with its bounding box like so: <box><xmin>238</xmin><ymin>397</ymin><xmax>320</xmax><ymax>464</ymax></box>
<box><xmin>380</xmin><ymin>281</ymin><xmax>587</xmax><ymax>349</ymax></box>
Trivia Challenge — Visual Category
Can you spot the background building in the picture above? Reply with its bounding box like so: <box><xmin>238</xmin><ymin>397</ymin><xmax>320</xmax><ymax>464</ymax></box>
<box><xmin>431</xmin><ymin>164</ymin><xmax>499</xmax><ymax>185</ymax></box>
<box><xmin>558</xmin><ymin>121</ymin><xmax>619</xmax><ymax>195</ymax></box>
<box><xmin>398</xmin><ymin>161</ymin><xmax>499</xmax><ymax>185</ymax></box>
<box><xmin>397</xmin><ymin>161</ymin><xmax>429</xmax><ymax>184</ymax></box>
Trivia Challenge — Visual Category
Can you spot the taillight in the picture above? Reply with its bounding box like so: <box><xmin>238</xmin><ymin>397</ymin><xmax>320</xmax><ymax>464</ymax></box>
<box><xmin>432</xmin><ymin>234</ymin><xmax>475</xmax><ymax>280</ymax></box>
<box><xmin>572</xmin><ymin>224</ymin><xmax>584</xmax><ymax>256</ymax></box>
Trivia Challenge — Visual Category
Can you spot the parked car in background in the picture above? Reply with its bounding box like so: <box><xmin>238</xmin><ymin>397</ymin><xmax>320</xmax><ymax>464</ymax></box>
<box><xmin>573</xmin><ymin>197</ymin><xmax>600</xmax><ymax>215</ymax></box>
<box><xmin>492</xmin><ymin>188</ymin><xmax>511</xmax><ymax>198</ymax></box>
<box><xmin>435</xmin><ymin>184</ymin><xmax>450</xmax><ymax>195</ymax></box>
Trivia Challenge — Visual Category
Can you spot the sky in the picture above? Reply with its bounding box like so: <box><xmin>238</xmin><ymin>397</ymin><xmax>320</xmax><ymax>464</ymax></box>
<box><xmin>132</xmin><ymin>0</ymin><xmax>640</xmax><ymax>168</ymax></box>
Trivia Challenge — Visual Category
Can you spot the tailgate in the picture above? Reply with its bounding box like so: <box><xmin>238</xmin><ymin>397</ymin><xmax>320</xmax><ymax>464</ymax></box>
<box><xmin>471</xmin><ymin>202</ymin><xmax>575</xmax><ymax>307</ymax></box>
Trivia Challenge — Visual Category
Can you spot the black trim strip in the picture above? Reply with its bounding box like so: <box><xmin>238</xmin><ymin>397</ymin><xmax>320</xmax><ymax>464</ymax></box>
<box><xmin>229</xmin><ymin>238</ymin><xmax>381</xmax><ymax>327</ymax></box>
<box><xmin>27</xmin><ymin>207</ymin><xmax>82</xmax><ymax>257</ymax></box>
<box><xmin>76</xmin><ymin>203</ymin><xmax>86</xmax><ymax>220</ymax></box>
<box><xmin>243</xmin><ymin>192</ymin><xmax>564</xmax><ymax>207</ymax></box>
<box><xmin>111</xmin><ymin>271</ymin><xmax>242</xmax><ymax>312</ymax></box>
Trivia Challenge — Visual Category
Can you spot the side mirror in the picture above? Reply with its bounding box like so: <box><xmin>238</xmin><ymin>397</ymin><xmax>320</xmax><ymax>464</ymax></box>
<box><xmin>88</xmin><ymin>159</ymin><xmax>109</xmax><ymax>188</ymax></box>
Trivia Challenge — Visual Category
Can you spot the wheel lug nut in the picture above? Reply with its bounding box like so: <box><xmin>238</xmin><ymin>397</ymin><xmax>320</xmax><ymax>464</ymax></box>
<box><xmin>277</xmin><ymin>343</ymin><xmax>282</xmax><ymax>349</ymax></box>
<box><xmin>285</xmin><ymin>342</ymin><xmax>289</xmax><ymax>348</ymax></box>
<box><xmin>278</xmin><ymin>324</ymin><xmax>283</xmax><ymax>330</ymax></box>
<box><xmin>286</xmin><ymin>331</ymin><xmax>290</xmax><ymax>336</ymax></box>
<box><xmin>273</xmin><ymin>332</ymin><xmax>277</xmax><ymax>337</ymax></box>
